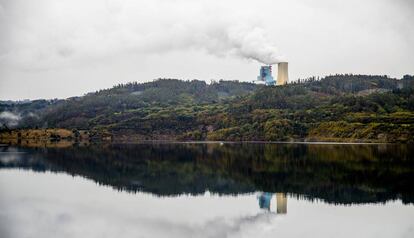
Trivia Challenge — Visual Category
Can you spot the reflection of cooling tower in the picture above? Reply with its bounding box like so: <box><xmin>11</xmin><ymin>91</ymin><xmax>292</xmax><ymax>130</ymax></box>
<box><xmin>276</xmin><ymin>62</ymin><xmax>289</xmax><ymax>86</ymax></box>
<box><xmin>276</xmin><ymin>193</ymin><xmax>287</xmax><ymax>214</ymax></box>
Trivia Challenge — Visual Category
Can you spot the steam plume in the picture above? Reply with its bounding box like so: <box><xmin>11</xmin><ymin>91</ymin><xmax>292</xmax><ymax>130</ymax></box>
<box><xmin>1</xmin><ymin>0</ymin><xmax>285</xmax><ymax>69</ymax></box>
<box><xmin>203</xmin><ymin>26</ymin><xmax>284</xmax><ymax>65</ymax></box>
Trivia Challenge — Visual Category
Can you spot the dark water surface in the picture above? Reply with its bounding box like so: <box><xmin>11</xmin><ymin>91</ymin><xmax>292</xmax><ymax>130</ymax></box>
<box><xmin>1</xmin><ymin>143</ymin><xmax>413</xmax><ymax>238</ymax></box>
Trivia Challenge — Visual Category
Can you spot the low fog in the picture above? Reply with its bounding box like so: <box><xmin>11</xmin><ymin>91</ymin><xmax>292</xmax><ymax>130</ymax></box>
<box><xmin>0</xmin><ymin>111</ymin><xmax>20</xmax><ymax>127</ymax></box>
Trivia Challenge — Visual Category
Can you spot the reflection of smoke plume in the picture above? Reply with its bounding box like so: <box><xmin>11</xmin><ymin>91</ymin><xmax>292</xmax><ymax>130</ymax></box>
<box><xmin>115</xmin><ymin>211</ymin><xmax>279</xmax><ymax>238</ymax></box>
<box><xmin>202</xmin><ymin>212</ymin><xmax>279</xmax><ymax>237</ymax></box>
<box><xmin>0</xmin><ymin>111</ymin><xmax>21</xmax><ymax>127</ymax></box>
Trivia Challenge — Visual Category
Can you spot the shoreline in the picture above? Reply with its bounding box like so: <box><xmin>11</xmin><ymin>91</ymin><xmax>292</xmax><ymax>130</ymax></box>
<box><xmin>1</xmin><ymin>128</ymin><xmax>407</xmax><ymax>147</ymax></box>
<box><xmin>0</xmin><ymin>137</ymin><xmax>393</xmax><ymax>147</ymax></box>
<box><xmin>108</xmin><ymin>140</ymin><xmax>390</xmax><ymax>145</ymax></box>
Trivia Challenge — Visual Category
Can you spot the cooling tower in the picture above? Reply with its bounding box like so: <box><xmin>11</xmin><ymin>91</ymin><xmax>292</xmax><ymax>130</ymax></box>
<box><xmin>276</xmin><ymin>62</ymin><xmax>289</xmax><ymax>86</ymax></box>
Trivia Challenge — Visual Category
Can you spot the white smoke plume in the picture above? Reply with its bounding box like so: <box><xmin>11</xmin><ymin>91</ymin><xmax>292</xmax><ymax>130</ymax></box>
<box><xmin>0</xmin><ymin>0</ymin><xmax>285</xmax><ymax>69</ymax></box>
<box><xmin>203</xmin><ymin>26</ymin><xmax>284</xmax><ymax>65</ymax></box>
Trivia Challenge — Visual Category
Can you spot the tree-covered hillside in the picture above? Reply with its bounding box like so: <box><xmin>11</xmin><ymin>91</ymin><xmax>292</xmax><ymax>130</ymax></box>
<box><xmin>1</xmin><ymin>75</ymin><xmax>414</xmax><ymax>142</ymax></box>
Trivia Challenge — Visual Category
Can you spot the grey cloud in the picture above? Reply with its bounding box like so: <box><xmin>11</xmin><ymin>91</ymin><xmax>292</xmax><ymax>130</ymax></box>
<box><xmin>0</xmin><ymin>0</ymin><xmax>413</xmax><ymax>100</ymax></box>
<box><xmin>0</xmin><ymin>0</ymin><xmax>284</xmax><ymax>68</ymax></box>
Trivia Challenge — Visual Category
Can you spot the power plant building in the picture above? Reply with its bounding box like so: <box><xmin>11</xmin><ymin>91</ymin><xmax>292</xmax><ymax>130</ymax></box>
<box><xmin>257</xmin><ymin>62</ymin><xmax>289</xmax><ymax>86</ymax></box>
<box><xmin>257</xmin><ymin>66</ymin><xmax>275</xmax><ymax>86</ymax></box>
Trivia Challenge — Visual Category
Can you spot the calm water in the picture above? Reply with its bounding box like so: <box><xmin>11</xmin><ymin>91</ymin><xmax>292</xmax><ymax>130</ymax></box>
<box><xmin>1</xmin><ymin>143</ymin><xmax>413</xmax><ymax>238</ymax></box>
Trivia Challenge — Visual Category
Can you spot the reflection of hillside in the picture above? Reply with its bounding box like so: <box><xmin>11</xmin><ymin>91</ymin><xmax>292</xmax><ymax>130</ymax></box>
<box><xmin>0</xmin><ymin>143</ymin><xmax>413</xmax><ymax>204</ymax></box>
<box><xmin>0</xmin><ymin>138</ymin><xmax>84</xmax><ymax>148</ymax></box>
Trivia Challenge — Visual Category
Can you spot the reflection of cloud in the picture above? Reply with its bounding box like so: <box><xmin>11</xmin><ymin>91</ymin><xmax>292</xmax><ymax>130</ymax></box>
<box><xmin>2</xmin><ymin>203</ymin><xmax>279</xmax><ymax>238</ymax></box>
<box><xmin>134</xmin><ymin>212</ymin><xmax>279</xmax><ymax>238</ymax></box>
<box><xmin>0</xmin><ymin>169</ymin><xmax>281</xmax><ymax>238</ymax></box>
<box><xmin>402</xmin><ymin>225</ymin><xmax>414</xmax><ymax>238</ymax></box>
<box><xmin>56</xmin><ymin>213</ymin><xmax>72</xmax><ymax>224</ymax></box>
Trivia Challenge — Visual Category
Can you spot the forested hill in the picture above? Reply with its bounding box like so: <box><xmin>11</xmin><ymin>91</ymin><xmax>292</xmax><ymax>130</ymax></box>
<box><xmin>1</xmin><ymin>74</ymin><xmax>414</xmax><ymax>143</ymax></box>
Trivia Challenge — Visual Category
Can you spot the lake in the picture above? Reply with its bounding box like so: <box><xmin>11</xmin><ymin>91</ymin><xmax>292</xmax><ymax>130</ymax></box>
<box><xmin>1</xmin><ymin>142</ymin><xmax>413</xmax><ymax>238</ymax></box>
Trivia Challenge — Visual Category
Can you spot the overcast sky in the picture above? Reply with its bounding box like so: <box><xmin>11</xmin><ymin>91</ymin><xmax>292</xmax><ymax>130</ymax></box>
<box><xmin>0</xmin><ymin>0</ymin><xmax>413</xmax><ymax>100</ymax></box>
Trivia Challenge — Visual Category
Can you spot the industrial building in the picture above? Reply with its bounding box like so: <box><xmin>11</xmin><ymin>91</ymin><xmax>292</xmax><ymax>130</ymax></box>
<box><xmin>257</xmin><ymin>62</ymin><xmax>289</xmax><ymax>86</ymax></box>
<box><xmin>257</xmin><ymin>65</ymin><xmax>275</xmax><ymax>86</ymax></box>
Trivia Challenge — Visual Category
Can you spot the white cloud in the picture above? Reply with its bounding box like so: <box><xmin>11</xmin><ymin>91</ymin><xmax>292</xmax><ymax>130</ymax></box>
<box><xmin>0</xmin><ymin>0</ymin><xmax>285</xmax><ymax>69</ymax></box>
<box><xmin>0</xmin><ymin>0</ymin><xmax>413</xmax><ymax>99</ymax></box>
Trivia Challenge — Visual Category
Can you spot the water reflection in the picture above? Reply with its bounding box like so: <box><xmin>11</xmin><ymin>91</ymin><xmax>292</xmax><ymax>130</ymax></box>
<box><xmin>276</xmin><ymin>193</ymin><xmax>287</xmax><ymax>214</ymax></box>
<box><xmin>0</xmin><ymin>142</ymin><xmax>414</xmax><ymax>204</ymax></box>
<box><xmin>258</xmin><ymin>193</ymin><xmax>273</xmax><ymax>211</ymax></box>
<box><xmin>257</xmin><ymin>193</ymin><xmax>287</xmax><ymax>214</ymax></box>
<box><xmin>1</xmin><ymin>169</ymin><xmax>413</xmax><ymax>238</ymax></box>
<box><xmin>1</xmin><ymin>143</ymin><xmax>414</xmax><ymax>238</ymax></box>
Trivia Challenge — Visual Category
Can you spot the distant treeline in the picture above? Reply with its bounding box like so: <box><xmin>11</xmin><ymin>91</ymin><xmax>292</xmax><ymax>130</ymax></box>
<box><xmin>1</xmin><ymin>74</ymin><xmax>414</xmax><ymax>143</ymax></box>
